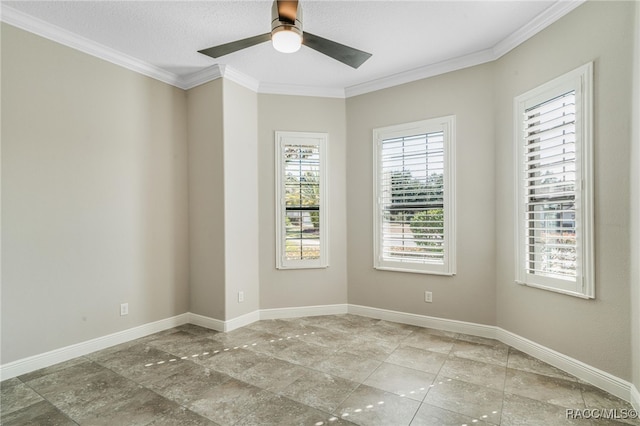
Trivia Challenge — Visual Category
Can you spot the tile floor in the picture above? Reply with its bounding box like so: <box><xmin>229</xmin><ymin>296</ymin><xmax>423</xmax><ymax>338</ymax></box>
<box><xmin>1</xmin><ymin>314</ymin><xmax>638</xmax><ymax>425</ymax></box>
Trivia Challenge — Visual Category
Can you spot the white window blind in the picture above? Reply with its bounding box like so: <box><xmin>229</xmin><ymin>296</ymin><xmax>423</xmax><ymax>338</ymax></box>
<box><xmin>275</xmin><ymin>132</ymin><xmax>328</xmax><ymax>269</ymax></box>
<box><xmin>524</xmin><ymin>91</ymin><xmax>577</xmax><ymax>281</ymax></box>
<box><xmin>515</xmin><ymin>63</ymin><xmax>594</xmax><ymax>298</ymax></box>
<box><xmin>374</xmin><ymin>117</ymin><xmax>456</xmax><ymax>275</ymax></box>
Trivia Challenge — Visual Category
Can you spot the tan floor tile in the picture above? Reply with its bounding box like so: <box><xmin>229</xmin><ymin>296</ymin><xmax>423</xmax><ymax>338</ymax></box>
<box><xmin>386</xmin><ymin>346</ymin><xmax>448</xmax><ymax>374</ymax></box>
<box><xmin>235</xmin><ymin>394</ymin><xmax>356</xmax><ymax>426</ymax></box>
<box><xmin>439</xmin><ymin>355</ymin><xmax>507</xmax><ymax>390</ymax></box>
<box><xmin>450</xmin><ymin>340</ymin><xmax>509</xmax><ymax>366</ymax></box>
<box><xmin>17</xmin><ymin>357</ymin><xmax>91</xmax><ymax>383</ymax></box>
<box><xmin>5</xmin><ymin>317</ymin><xmax>635</xmax><ymax>426</ymax></box>
<box><xmin>580</xmin><ymin>383</ymin><xmax>640</xmax><ymax>426</ymax></box>
<box><xmin>0</xmin><ymin>400</ymin><xmax>76</xmax><ymax>426</ymax></box>
<box><xmin>313</xmin><ymin>350</ymin><xmax>382</xmax><ymax>382</ymax></box>
<box><xmin>363</xmin><ymin>362</ymin><xmax>436</xmax><ymax>401</ymax></box>
<box><xmin>73</xmin><ymin>387</ymin><xmax>179</xmax><ymax>425</ymax></box>
<box><xmin>501</xmin><ymin>393</ymin><xmax>591</xmax><ymax>426</ymax></box>
<box><xmin>344</xmin><ymin>334</ymin><xmax>400</xmax><ymax>361</ymax></box>
<box><xmin>234</xmin><ymin>356</ymin><xmax>307</xmax><ymax>392</ymax></box>
<box><xmin>504</xmin><ymin>368</ymin><xmax>585</xmax><ymax>409</ymax></box>
<box><xmin>411</xmin><ymin>403</ymin><xmax>493</xmax><ymax>426</ymax></box>
<box><xmin>335</xmin><ymin>384</ymin><xmax>421</xmax><ymax>426</ymax></box>
<box><xmin>0</xmin><ymin>378</ymin><xmax>44</xmax><ymax>417</ymax></box>
<box><xmin>507</xmin><ymin>348</ymin><xmax>579</xmax><ymax>382</ymax></box>
<box><xmin>401</xmin><ymin>329</ymin><xmax>456</xmax><ymax>354</ymax></box>
<box><xmin>147</xmin><ymin>364</ymin><xmax>231</xmax><ymax>406</ymax></box>
<box><xmin>279</xmin><ymin>369</ymin><xmax>359</xmax><ymax>412</ymax></box>
<box><xmin>196</xmin><ymin>347</ymin><xmax>268</xmax><ymax>376</ymax></box>
<box><xmin>423</xmin><ymin>377</ymin><xmax>503</xmax><ymax>424</ymax></box>
<box><xmin>187</xmin><ymin>379</ymin><xmax>278</xmax><ymax>425</ymax></box>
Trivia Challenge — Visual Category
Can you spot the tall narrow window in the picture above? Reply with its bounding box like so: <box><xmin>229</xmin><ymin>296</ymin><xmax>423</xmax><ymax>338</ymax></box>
<box><xmin>373</xmin><ymin>116</ymin><xmax>456</xmax><ymax>275</ymax></box>
<box><xmin>275</xmin><ymin>131</ymin><xmax>328</xmax><ymax>269</ymax></box>
<box><xmin>515</xmin><ymin>63</ymin><xmax>594</xmax><ymax>298</ymax></box>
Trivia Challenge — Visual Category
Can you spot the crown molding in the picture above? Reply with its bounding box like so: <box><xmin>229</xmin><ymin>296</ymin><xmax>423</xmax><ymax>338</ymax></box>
<box><xmin>221</xmin><ymin>65</ymin><xmax>261</xmax><ymax>93</ymax></box>
<box><xmin>345</xmin><ymin>0</ymin><xmax>585</xmax><ymax>98</ymax></box>
<box><xmin>0</xmin><ymin>4</ymin><xmax>260</xmax><ymax>94</ymax></box>
<box><xmin>180</xmin><ymin>64</ymin><xmax>261</xmax><ymax>93</ymax></box>
<box><xmin>0</xmin><ymin>5</ymin><xmax>182</xmax><ymax>88</ymax></box>
<box><xmin>345</xmin><ymin>48</ymin><xmax>496</xmax><ymax>98</ymax></box>
<box><xmin>179</xmin><ymin>65</ymin><xmax>224</xmax><ymax>90</ymax></box>
<box><xmin>2</xmin><ymin>0</ymin><xmax>586</xmax><ymax>98</ymax></box>
<box><xmin>258</xmin><ymin>82</ymin><xmax>345</xmax><ymax>98</ymax></box>
<box><xmin>492</xmin><ymin>0</ymin><xmax>586</xmax><ymax>58</ymax></box>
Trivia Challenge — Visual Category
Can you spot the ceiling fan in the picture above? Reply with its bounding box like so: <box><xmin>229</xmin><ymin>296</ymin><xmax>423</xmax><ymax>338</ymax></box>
<box><xmin>198</xmin><ymin>0</ymin><xmax>372</xmax><ymax>69</ymax></box>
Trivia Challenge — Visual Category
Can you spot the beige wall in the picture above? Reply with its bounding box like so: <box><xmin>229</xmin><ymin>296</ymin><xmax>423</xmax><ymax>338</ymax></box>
<box><xmin>186</xmin><ymin>79</ymin><xmax>225</xmax><ymax>320</ymax></box>
<box><xmin>494</xmin><ymin>1</ymin><xmax>634</xmax><ymax>380</ymax></box>
<box><xmin>631</xmin><ymin>0</ymin><xmax>640</xmax><ymax>398</ymax></box>
<box><xmin>345</xmin><ymin>0</ymin><xmax>636</xmax><ymax>382</ymax></box>
<box><xmin>2</xmin><ymin>1</ymin><xmax>637</xmax><ymax>390</ymax></box>
<box><xmin>1</xmin><ymin>24</ymin><xmax>189</xmax><ymax>363</ymax></box>
<box><xmin>223</xmin><ymin>80</ymin><xmax>260</xmax><ymax>319</ymax></box>
<box><xmin>187</xmin><ymin>79</ymin><xmax>260</xmax><ymax>321</ymax></box>
<box><xmin>258</xmin><ymin>95</ymin><xmax>348</xmax><ymax>309</ymax></box>
<box><xmin>346</xmin><ymin>64</ymin><xmax>497</xmax><ymax>325</ymax></box>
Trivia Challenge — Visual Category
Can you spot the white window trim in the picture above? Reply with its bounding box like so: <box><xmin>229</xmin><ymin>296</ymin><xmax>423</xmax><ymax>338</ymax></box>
<box><xmin>275</xmin><ymin>131</ymin><xmax>329</xmax><ymax>269</ymax></box>
<box><xmin>513</xmin><ymin>62</ymin><xmax>594</xmax><ymax>298</ymax></box>
<box><xmin>373</xmin><ymin>116</ymin><xmax>456</xmax><ymax>275</ymax></box>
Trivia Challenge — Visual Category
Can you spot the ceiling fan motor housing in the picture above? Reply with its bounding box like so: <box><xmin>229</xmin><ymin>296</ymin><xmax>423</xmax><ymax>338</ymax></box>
<box><xmin>271</xmin><ymin>0</ymin><xmax>303</xmax><ymax>39</ymax></box>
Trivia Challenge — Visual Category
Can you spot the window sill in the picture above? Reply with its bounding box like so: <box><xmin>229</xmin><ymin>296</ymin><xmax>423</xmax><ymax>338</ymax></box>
<box><xmin>515</xmin><ymin>280</ymin><xmax>594</xmax><ymax>299</ymax></box>
<box><xmin>374</xmin><ymin>266</ymin><xmax>455</xmax><ymax>276</ymax></box>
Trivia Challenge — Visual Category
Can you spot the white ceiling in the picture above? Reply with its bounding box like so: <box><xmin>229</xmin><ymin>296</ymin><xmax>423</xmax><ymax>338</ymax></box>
<box><xmin>1</xmin><ymin>1</ymin><xmax>582</xmax><ymax>96</ymax></box>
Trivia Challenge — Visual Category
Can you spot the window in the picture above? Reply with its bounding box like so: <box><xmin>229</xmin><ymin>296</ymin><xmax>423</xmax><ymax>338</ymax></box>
<box><xmin>514</xmin><ymin>63</ymin><xmax>594</xmax><ymax>298</ymax></box>
<box><xmin>275</xmin><ymin>131</ymin><xmax>328</xmax><ymax>269</ymax></box>
<box><xmin>373</xmin><ymin>116</ymin><xmax>456</xmax><ymax>275</ymax></box>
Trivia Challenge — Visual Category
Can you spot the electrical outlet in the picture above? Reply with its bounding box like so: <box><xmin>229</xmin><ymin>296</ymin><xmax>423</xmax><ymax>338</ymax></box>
<box><xmin>238</xmin><ymin>291</ymin><xmax>244</xmax><ymax>303</ymax></box>
<box><xmin>424</xmin><ymin>291</ymin><xmax>433</xmax><ymax>303</ymax></box>
<box><xmin>120</xmin><ymin>303</ymin><xmax>129</xmax><ymax>316</ymax></box>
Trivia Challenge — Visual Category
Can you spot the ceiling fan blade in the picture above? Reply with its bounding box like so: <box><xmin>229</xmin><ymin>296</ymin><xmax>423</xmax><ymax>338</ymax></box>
<box><xmin>276</xmin><ymin>0</ymin><xmax>299</xmax><ymax>24</ymax></box>
<box><xmin>198</xmin><ymin>33</ymin><xmax>271</xmax><ymax>59</ymax></box>
<box><xmin>303</xmin><ymin>32</ymin><xmax>372</xmax><ymax>69</ymax></box>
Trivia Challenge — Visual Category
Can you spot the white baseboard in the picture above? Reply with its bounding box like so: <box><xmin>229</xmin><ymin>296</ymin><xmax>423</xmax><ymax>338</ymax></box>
<box><xmin>0</xmin><ymin>313</ymin><xmax>190</xmax><ymax>381</ymax></box>
<box><xmin>187</xmin><ymin>312</ymin><xmax>225</xmax><ymax>332</ymax></box>
<box><xmin>260</xmin><ymin>303</ymin><xmax>348</xmax><ymax>320</ymax></box>
<box><xmin>2</xmin><ymin>305</ymin><xmax>636</xmax><ymax>407</ymax></box>
<box><xmin>224</xmin><ymin>310</ymin><xmax>261</xmax><ymax>332</ymax></box>
<box><xmin>187</xmin><ymin>311</ymin><xmax>259</xmax><ymax>332</ymax></box>
<box><xmin>347</xmin><ymin>304</ymin><xmax>635</xmax><ymax>405</ymax></box>
<box><xmin>496</xmin><ymin>328</ymin><xmax>634</xmax><ymax>402</ymax></box>
<box><xmin>0</xmin><ymin>304</ymin><xmax>351</xmax><ymax>379</ymax></box>
<box><xmin>188</xmin><ymin>311</ymin><xmax>259</xmax><ymax>332</ymax></box>
<box><xmin>348</xmin><ymin>304</ymin><xmax>497</xmax><ymax>339</ymax></box>
<box><xmin>189</xmin><ymin>304</ymin><xmax>347</xmax><ymax>332</ymax></box>
<box><xmin>631</xmin><ymin>384</ymin><xmax>640</xmax><ymax>411</ymax></box>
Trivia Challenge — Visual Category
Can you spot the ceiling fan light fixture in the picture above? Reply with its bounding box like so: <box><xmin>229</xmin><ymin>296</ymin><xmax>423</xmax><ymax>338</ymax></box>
<box><xmin>198</xmin><ymin>0</ymin><xmax>372</xmax><ymax>68</ymax></box>
<box><xmin>271</xmin><ymin>26</ymin><xmax>302</xmax><ymax>53</ymax></box>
